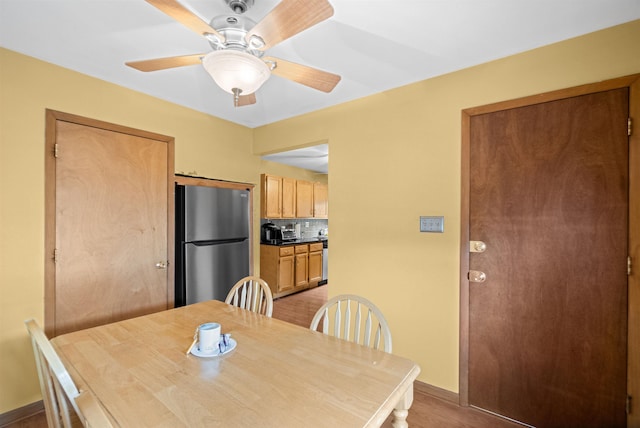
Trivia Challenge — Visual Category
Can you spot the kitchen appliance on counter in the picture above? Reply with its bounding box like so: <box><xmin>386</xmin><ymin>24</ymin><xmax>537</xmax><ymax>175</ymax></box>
<box><xmin>175</xmin><ymin>185</ymin><xmax>250</xmax><ymax>306</ymax></box>
<box><xmin>261</xmin><ymin>223</ymin><xmax>298</xmax><ymax>244</ymax></box>
<box><xmin>261</xmin><ymin>222</ymin><xmax>281</xmax><ymax>243</ymax></box>
<box><xmin>281</xmin><ymin>228</ymin><xmax>297</xmax><ymax>242</ymax></box>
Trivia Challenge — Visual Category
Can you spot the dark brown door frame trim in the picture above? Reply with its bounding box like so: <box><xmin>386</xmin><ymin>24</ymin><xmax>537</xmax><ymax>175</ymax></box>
<box><xmin>459</xmin><ymin>74</ymin><xmax>640</xmax><ymax>426</ymax></box>
<box><xmin>44</xmin><ymin>109</ymin><xmax>175</xmax><ymax>337</ymax></box>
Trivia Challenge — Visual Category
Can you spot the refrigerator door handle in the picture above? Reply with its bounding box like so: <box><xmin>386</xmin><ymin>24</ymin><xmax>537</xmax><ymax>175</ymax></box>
<box><xmin>191</xmin><ymin>238</ymin><xmax>247</xmax><ymax>246</ymax></box>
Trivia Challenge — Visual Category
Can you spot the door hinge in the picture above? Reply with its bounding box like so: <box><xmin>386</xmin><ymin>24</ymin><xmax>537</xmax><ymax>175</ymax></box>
<box><xmin>627</xmin><ymin>395</ymin><xmax>632</xmax><ymax>415</ymax></box>
<box><xmin>629</xmin><ymin>118</ymin><xmax>633</xmax><ymax>137</ymax></box>
<box><xmin>53</xmin><ymin>248</ymin><xmax>58</xmax><ymax>264</ymax></box>
<box><xmin>54</xmin><ymin>143</ymin><xmax>59</xmax><ymax>158</ymax></box>
<box><xmin>628</xmin><ymin>256</ymin><xmax>632</xmax><ymax>276</ymax></box>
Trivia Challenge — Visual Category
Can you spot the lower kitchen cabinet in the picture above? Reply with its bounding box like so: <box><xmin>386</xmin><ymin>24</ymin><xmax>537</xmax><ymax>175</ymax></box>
<box><xmin>260</xmin><ymin>245</ymin><xmax>294</xmax><ymax>295</ymax></box>
<box><xmin>308</xmin><ymin>243</ymin><xmax>323</xmax><ymax>284</ymax></box>
<box><xmin>295</xmin><ymin>245</ymin><xmax>309</xmax><ymax>288</ymax></box>
<box><xmin>261</xmin><ymin>242</ymin><xmax>323</xmax><ymax>298</ymax></box>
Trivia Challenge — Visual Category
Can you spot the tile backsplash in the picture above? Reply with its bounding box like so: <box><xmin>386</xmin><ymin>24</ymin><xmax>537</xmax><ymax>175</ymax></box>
<box><xmin>261</xmin><ymin>218</ymin><xmax>328</xmax><ymax>239</ymax></box>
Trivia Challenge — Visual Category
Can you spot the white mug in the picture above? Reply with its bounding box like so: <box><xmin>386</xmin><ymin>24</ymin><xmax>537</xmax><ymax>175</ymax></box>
<box><xmin>198</xmin><ymin>322</ymin><xmax>221</xmax><ymax>354</ymax></box>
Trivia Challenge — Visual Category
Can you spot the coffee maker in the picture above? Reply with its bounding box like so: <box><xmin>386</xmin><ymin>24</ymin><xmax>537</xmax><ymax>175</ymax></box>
<box><xmin>261</xmin><ymin>222</ymin><xmax>281</xmax><ymax>243</ymax></box>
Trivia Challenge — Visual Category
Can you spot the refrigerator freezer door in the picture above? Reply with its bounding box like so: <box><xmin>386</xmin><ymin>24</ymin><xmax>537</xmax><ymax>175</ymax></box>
<box><xmin>185</xmin><ymin>240</ymin><xmax>250</xmax><ymax>305</ymax></box>
<box><xmin>184</xmin><ymin>186</ymin><xmax>250</xmax><ymax>242</ymax></box>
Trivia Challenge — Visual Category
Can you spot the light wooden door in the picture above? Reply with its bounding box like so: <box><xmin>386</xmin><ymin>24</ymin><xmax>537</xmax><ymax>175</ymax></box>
<box><xmin>295</xmin><ymin>249</ymin><xmax>309</xmax><ymax>288</ymax></box>
<box><xmin>278</xmin><ymin>255</ymin><xmax>295</xmax><ymax>292</ymax></box>
<box><xmin>282</xmin><ymin>177</ymin><xmax>296</xmax><ymax>218</ymax></box>
<box><xmin>261</xmin><ymin>174</ymin><xmax>282</xmax><ymax>218</ymax></box>
<box><xmin>308</xmin><ymin>249</ymin><xmax>322</xmax><ymax>283</ymax></box>
<box><xmin>45</xmin><ymin>111</ymin><xmax>174</xmax><ymax>336</ymax></box>
<box><xmin>465</xmin><ymin>89</ymin><xmax>629</xmax><ymax>427</ymax></box>
<box><xmin>313</xmin><ymin>182</ymin><xmax>328</xmax><ymax>218</ymax></box>
<box><xmin>296</xmin><ymin>180</ymin><xmax>314</xmax><ymax>218</ymax></box>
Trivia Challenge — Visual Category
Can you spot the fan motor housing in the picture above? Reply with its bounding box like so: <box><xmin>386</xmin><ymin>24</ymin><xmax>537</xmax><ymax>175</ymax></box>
<box><xmin>225</xmin><ymin>0</ymin><xmax>254</xmax><ymax>14</ymax></box>
<box><xmin>208</xmin><ymin>15</ymin><xmax>259</xmax><ymax>53</ymax></box>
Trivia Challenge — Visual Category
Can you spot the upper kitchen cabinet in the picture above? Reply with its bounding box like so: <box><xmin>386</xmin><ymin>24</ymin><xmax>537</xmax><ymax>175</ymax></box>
<box><xmin>313</xmin><ymin>182</ymin><xmax>328</xmax><ymax>218</ymax></box>
<box><xmin>296</xmin><ymin>180</ymin><xmax>314</xmax><ymax>218</ymax></box>
<box><xmin>281</xmin><ymin>177</ymin><xmax>296</xmax><ymax>218</ymax></box>
<box><xmin>261</xmin><ymin>174</ymin><xmax>327</xmax><ymax>219</ymax></box>
<box><xmin>261</xmin><ymin>174</ymin><xmax>282</xmax><ymax>218</ymax></box>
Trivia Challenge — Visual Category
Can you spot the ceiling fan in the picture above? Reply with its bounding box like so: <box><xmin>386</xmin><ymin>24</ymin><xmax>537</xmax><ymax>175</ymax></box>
<box><xmin>126</xmin><ymin>0</ymin><xmax>341</xmax><ymax>107</ymax></box>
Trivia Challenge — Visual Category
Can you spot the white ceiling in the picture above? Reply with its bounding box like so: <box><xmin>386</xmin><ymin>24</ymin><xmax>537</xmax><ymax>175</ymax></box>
<box><xmin>263</xmin><ymin>143</ymin><xmax>328</xmax><ymax>174</ymax></box>
<box><xmin>2</xmin><ymin>0</ymin><xmax>639</xmax><ymax>172</ymax></box>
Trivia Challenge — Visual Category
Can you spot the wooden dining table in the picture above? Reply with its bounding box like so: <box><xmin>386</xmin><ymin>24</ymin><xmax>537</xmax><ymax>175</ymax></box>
<box><xmin>52</xmin><ymin>299</ymin><xmax>421</xmax><ymax>427</ymax></box>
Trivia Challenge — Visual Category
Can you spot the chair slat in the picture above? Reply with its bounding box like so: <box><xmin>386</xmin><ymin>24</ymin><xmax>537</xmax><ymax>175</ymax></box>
<box><xmin>240</xmin><ymin>283</ymin><xmax>248</xmax><ymax>309</ymax></box>
<box><xmin>374</xmin><ymin>325</ymin><xmax>382</xmax><ymax>350</ymax></box>
<box><xmin>343</xmin><ymin>299</ymin><xmax>351</xmax><ymax>341</ymax></box>
<box><xmin>363</xmin><ymin>308</ymin><xmax>372</xmax><ymax>347</ymax></box>
<box><xmin>322</xmin><ymin>307</ymin><xmax>329</xmax><ymax>333</ymax></box>
<box><xmin>334</xmin><ymin>300</ymin><xmax>342</xmax><ymax>338</ymax></box>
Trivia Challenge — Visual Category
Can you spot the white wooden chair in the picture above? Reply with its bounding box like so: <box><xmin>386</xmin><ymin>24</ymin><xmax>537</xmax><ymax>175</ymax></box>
<box><xmin>24</xmin><ymin>319</ymin><xmax>113</xmax><ymax>428</ymax></box>
<box><xmin>310</xmin><ymin>294</ymin><xmax>393</xmax><ymax>353</ymax></box>
<box><xmin>224</xmin><ymin>276</ymin><xmax>274</xmax><ymax>317</ymax></box>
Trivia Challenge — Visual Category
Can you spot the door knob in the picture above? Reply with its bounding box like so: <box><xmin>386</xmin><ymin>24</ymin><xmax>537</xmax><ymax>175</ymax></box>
<box><xmin>468</xmin><ymin>270</ymin><xmax>486</xmax><ymax>283</ymax></box>
<box><xmin>155</xmin><ymin>261</ymin><xmax>167</xmax><ymax>269</ymax></box>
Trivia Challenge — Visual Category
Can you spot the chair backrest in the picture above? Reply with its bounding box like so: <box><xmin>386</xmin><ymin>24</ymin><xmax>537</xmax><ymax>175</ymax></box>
<box><xmin>309</xmin><ymin>294</ymin><xmax>393</xmax><ymax>353</ymax></box>
<box><xmin>225</xmin><ymin>276</ymin><xmax>274</xmax><ymax>317</ymax></box>
<box><xmin>24</xmin><ymin>319</ymin><xmax>113</xmax><ymax>428</ymax></box>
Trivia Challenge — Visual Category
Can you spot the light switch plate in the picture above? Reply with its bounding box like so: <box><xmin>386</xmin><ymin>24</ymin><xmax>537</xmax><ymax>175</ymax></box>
<box><xmin>420</xmin><ymin>216</ymin><xmax>444</xmax><ymax>233</ymax></box>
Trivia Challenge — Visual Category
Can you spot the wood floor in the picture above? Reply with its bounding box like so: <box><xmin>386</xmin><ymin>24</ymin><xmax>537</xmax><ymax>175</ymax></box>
<box><xmin>5</xmin><ymin>285</ymin><xmax>520</xmax><ymax>428</ymax></box>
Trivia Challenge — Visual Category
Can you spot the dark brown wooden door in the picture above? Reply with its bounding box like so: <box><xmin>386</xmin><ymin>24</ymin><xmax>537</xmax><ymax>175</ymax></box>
<box><xmin>48</xmin><ymin>115</ymin><xmax>172</xmax><ymax>336</ymax></box>
<box><xmin>468</xmin><ymin>89</ymin><xmax>629</xmax><ymax>427</ymax></box>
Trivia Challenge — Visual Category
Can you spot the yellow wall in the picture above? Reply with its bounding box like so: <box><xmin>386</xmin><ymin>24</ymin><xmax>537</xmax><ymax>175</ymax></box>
<box><xmin>0</xmin><ymin>47</ymin><xmax>259</xmax><ymax>413</ymax></box>
<box><xmin>0</xmin><ymin>47</ymin><xmax>327</xmax><ymax>413</ymax></box>
<box><xmin>1</xmin><ymin>18</ymin><xmax>640</xmax><ymax>415</ymax></box>
<box><xmin>254</xmin><ymin>20</ymin><xmax>640</xmax><ymax>392</ymax></box>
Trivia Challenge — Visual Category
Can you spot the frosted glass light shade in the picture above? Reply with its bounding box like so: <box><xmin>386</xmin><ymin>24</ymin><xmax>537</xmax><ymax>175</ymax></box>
<box><xmin>202</xmin><ymin>50</ymin><xmax>270</xmax><ymax>95</ymax></box>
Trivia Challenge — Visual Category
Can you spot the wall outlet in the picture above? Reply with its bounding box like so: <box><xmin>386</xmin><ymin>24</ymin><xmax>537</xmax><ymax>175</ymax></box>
<box><xmin>420</xmin><ymin>216</ymin><xmax>444</xmax><ymax>233</ymax></box>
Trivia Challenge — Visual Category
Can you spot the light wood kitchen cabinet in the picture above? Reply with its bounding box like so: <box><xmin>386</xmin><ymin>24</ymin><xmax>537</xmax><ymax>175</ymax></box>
<box><xmin>281</xmin><ymin>176</ymin><xmax>296</xmax><ymax>218</ymax></box>
<box><xmin>260</xmin><ymin>174</ymin><xmax>327</xmax><ymax>219</ymax></box>
<box><xmin>261</xmin><ymin>174</ymin><xmax>282</xmax><ymax>218</ymax></box>
<box><xmin>296</xmin><ymin>180</ymin><xmax>314</xmax><ymax>218</ymax></box>
<box><xmin>294</xmin><ymin>245</ymin><xmax>309</xmax><ymax>288</ymax></box>
<box><xmin>261</xmin><ymin>242</ymin><xmax>323</xmax><ymax>298</ymax></box>
<box><xmin>260</xmin><ymin>245</ymin><xmax>294</xmax><ymax>294</ymax></box>
<box><xmin>308</xmin><ymin>243</ymin><xmax>323</xmax><ymax>284</ymax></box>
<box><xmin>313</xmin><ymin>182</ymin><xmax>328</xmax><ymax>218</ymax></box>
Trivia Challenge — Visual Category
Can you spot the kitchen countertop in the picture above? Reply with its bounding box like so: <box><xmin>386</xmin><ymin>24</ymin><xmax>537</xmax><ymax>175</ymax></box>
<box><xmin>261</xmin><ymin>237</ymin><xmax>328</xmax><ymax>246</ymax></box>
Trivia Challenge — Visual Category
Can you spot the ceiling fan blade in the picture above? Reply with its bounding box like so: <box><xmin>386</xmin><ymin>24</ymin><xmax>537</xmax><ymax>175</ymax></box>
<box><xmin>236</xmin><ymin>93</ymin><xmax>257</xmax><ymax>107</ymax></box>
<box><xmin>126</xmin><ymin>54</ymin><xmax>204</xmax><ymax>72</ymax></box>
<box><xmin>145</xmin><ymin>0</ymin><xmax>225</xmax><ymax>42</ymax></box>
<box><xmin>264</xmin><ymin>56</ymin><xmax>340</xmax><ymax>93</ymax></box>
<box><xmin>246</xmin><ymin>0</ymin><xmax>334</xmax><ymax>51</ymax></box>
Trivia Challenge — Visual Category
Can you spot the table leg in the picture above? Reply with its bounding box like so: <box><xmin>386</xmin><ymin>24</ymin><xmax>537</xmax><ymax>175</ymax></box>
<box><xmin>392</xmin><ymin>384</ymin><xmax>414</xmax><ymax>428</ymax></box>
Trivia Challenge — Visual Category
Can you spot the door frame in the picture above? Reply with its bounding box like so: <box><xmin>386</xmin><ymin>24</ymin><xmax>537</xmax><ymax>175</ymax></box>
<box><xmin>459</xmin><ymin>74</ymin><xmax>640</xmax><ymax>424</ymax></box>
<box><xmin>44</xmin><ymin>110</ymin><xmax>175</xmax><ymax>337</ymax></box>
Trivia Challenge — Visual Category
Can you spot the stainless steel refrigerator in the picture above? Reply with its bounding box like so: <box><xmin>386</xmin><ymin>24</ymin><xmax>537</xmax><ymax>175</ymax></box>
<box><xmin>175</xmin><ymin>184</ymin><xmax>250</xmax><ymax>306</ymax></box>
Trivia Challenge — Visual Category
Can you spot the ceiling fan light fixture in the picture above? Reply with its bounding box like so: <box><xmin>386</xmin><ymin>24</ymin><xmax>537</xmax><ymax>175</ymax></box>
<box><xmin>202</xmin><ymin>50</ymin><xmax>270</xmax><ymax>95</ymax></box>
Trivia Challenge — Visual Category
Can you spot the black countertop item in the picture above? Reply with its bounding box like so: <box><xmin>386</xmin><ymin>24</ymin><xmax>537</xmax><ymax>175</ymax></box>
<box><xmin>261</xmin><ymin>237</ymin><xmax>328</xmax><ymax>246</ymax></box>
